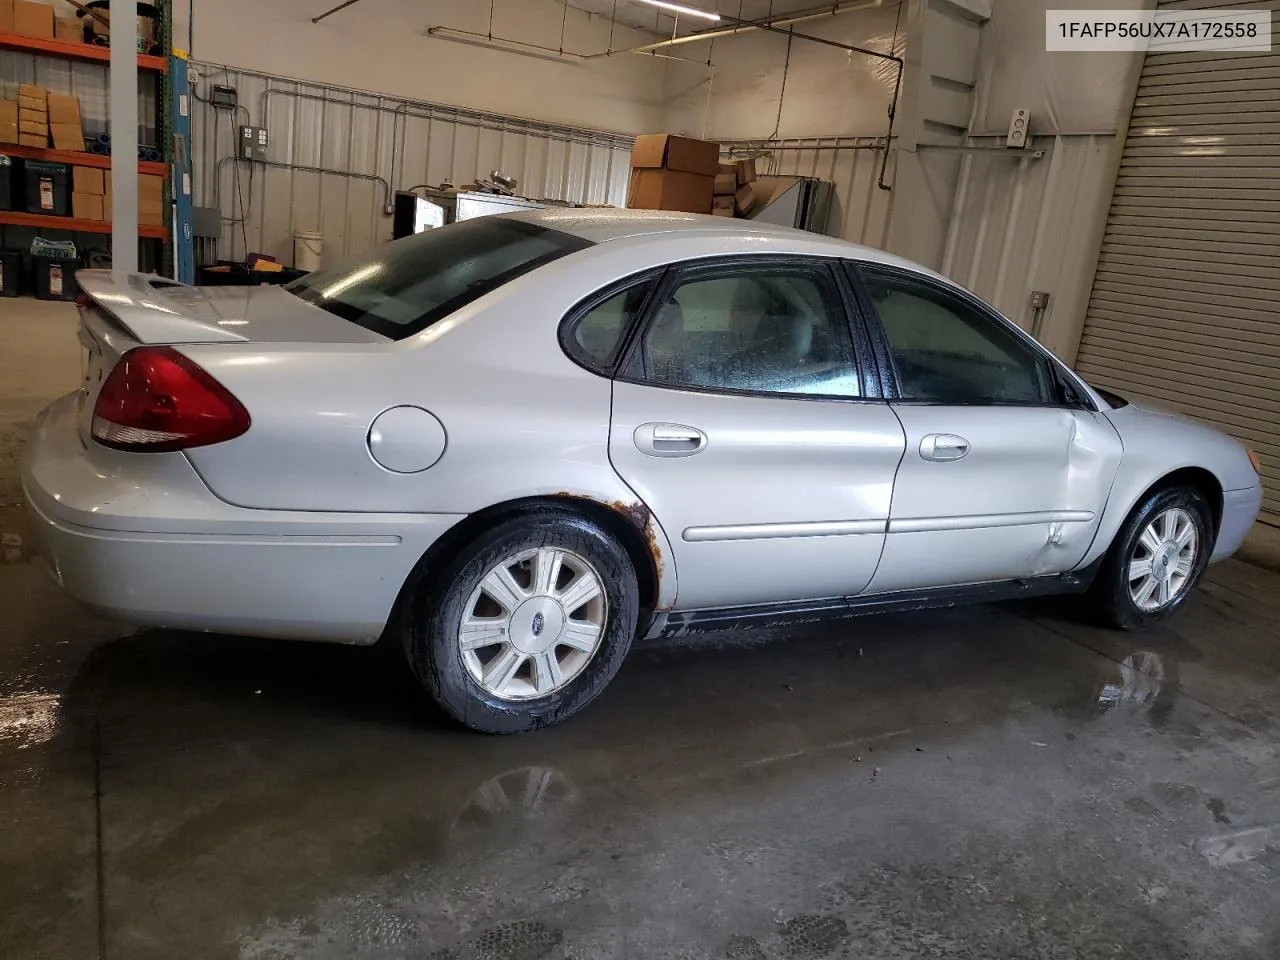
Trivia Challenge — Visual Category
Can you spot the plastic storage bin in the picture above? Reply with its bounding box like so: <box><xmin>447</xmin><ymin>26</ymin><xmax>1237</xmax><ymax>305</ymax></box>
<box><xmin>0</xmin><ymin>251</ymin><xmax>20</xmax><ymax>297</ymax></box>
<box><xmin>34</xmin><ymin>256</ymin><xmax>81</xmax><ymax>301</ymax></box>
<box><xmin>0</xmin><ymin>155</ymin><xmax>15</xmax><ymax>212</ymax></box>
<box><xmin>24</xmin><ymin>160</ymin><xmax>72</xmax><ymax>217</ymax></box>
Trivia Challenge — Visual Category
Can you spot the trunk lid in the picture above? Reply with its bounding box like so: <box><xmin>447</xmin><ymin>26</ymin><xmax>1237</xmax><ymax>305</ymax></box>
<box><xmin>73</xmin><ymin>271</ymin><xmax>387</xmax><ymax>444</ymax></box>
<box><xmin>75</xmin><ymin>271</ymin><xmax>388</xmax><ymax>346</ymax></box>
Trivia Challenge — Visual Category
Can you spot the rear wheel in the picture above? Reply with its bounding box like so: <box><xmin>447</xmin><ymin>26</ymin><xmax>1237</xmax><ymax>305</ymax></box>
<box><xmin>1090</xmin><ymin>486</ymin><xmax>1212</xmax><ymax>629</ymax></box>
<box><xmin>405</xmin><ymin>508</ymin><xmax>639</xmax><ymax>733</ymax></box>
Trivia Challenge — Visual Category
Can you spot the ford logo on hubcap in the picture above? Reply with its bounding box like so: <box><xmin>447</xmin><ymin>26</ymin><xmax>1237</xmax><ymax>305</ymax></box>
<box><xmin>531</xmin><ymin>612</ymin><xmax>544</xmax><ymax>636</ymax></box>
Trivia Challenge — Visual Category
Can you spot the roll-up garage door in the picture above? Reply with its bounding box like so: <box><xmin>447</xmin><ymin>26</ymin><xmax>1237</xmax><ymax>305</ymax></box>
<box><xmin>1075</xmin><ymin>0</ymin><xmax>1280</xmax><ymax>522</ymax></box>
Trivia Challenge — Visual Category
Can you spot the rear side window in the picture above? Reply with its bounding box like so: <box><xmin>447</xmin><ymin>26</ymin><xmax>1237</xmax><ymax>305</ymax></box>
<box><xmin>287</xmin><ymin>218</ymin><xmax>592</xmax><ymax>340</ymax></box>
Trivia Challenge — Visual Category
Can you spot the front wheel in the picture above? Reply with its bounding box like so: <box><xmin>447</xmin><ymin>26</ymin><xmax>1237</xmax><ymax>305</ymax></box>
<box><xmin>405</xmin><ymin>508</ymin><xmax>639</xmax><ymax>734</ymax></box>
<box><xmin>1089</xmin><ymin>486</ymin><xmax>1212</xmax><ymax>629</ymax></box>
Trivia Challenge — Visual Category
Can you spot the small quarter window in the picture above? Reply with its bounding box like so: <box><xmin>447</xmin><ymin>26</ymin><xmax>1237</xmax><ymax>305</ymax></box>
<box><xmin>563</xmin><ymin>279</ymin><xmax>656</xmax><ymax>374</ymax></box>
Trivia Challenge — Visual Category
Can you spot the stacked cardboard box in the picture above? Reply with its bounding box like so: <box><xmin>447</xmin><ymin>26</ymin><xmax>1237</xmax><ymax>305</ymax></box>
<box><xmin>138</xmin><ymin>173</ymin><xmax>165</xmax><ymax>227</ymax></box>
<box><xmin>12</xmin><ymin>0</ymin><xmax>54</xmax><ymax>39</ymax></box>
<box><xmin>18</xmin><ymin>84</ymin><xmax>48</xmax><ymax>149</ymax></box>
<box><xmin>627</xmin><ymin>134</ymin><xmax>720</xmax><ymax>215</ymax></box>
<box><xmin>72</xmin><ymin>166</ymin><xmax>105</xmax><ymax>221</ymax></box>
<box><xmin>0</xmin><ymin>100</ymin><xmax>17</xmax><ymax>145</ymax></box>
<box><xmin>47</xmin><ymin>92</ymin><xmax>85</xmax><ymax>151</ymax></box>
<box><xmin>55</xmin><ymin>15</ymin><xmax>84</xmax><ymax>43</ymax></box>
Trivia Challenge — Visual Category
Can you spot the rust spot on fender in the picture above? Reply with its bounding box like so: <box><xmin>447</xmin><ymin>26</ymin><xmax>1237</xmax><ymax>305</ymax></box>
<box><xmin>603</xmin><ymin>499</ymin><xmax>665</xmax><ymax>591</ymax></box>
<box><xmin>555</xmin><ymin>492</ymin><xmax>665</xmax><ymax>600</ymax></box>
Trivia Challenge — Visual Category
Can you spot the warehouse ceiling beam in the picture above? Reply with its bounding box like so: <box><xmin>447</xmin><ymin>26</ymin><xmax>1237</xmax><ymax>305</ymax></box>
<box><xmin>312</xmin><ymin>0</ymin><xmax>369</xmax><ymax>24</ymax></box>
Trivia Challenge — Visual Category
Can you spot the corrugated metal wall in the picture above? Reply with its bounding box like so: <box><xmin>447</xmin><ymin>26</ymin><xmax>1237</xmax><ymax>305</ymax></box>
<box><xmin>937</xmin><ymin>134</ymin><xmax>1117</xmax><ymax>359</ymax></box>
<box><xmin>720</xmin><ymin>137</ymin><xmax>892</xmax><ymax>247</ymax></box>
<box><xmin>189</xmin><ymin>62</ymin><xmax>634</xmax><ymax>267</ymax></box>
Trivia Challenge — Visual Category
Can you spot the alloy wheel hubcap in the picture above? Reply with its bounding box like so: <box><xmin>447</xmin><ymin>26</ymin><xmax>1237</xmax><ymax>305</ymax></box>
<box><xmin>459</xmin><ymin>547</ymin><xmax>608</xmax><ymax>702</ymax></box>
<box><xmin>1128</xmin><ymin>507</ymin><xmax>1197</xmax><ymax>612</ymax></box>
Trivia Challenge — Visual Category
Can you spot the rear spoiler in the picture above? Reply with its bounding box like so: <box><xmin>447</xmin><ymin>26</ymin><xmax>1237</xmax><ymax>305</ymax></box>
<box><xmin>75</xmin><ymin>270</ymin><xmax>250</xmax><ymax>345</ymax></box>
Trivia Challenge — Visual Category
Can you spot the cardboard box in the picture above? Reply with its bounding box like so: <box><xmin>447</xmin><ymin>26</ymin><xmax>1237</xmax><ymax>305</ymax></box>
<box><xmin>0</xmin><ymin>0</ymin><xmax>14</xmax><ymax>34</ymax></box>
<box><xmin>630</xmin><ymin>133</ymin><xmax>721</xmax><ymax>177</ymax></box>
<box><xmin>19</xmin><ymin>133</ymin><xmax>46</xmax><ymax>147</ymax></box>
<box><xmin>73</xmin><ymin>166</ymin><xmax>105</xmax><ymax>195</ymax></box>
<box><xmin>714</xmin><ymin>171</ymin><xmax>737</xmax><ymax>196</ymax></box>
<box><xmin>0</xmin><ymin>100</ymin><xmax>17</xmax><ymax>127</ymax></box>
<box><xmin>139</xmin><ymin>199</ymin><xmax>166</xmax><ymax>227</ymax></box>
<box><xmin>50</xmin><ymin>123</ymin><xmax>84</xmax><ymax>151</ymax></box>
<box><xmin>628</xmin><ymin>168</ymin><xmax>713</xmax><ymax>215</ymax></box>
<box><xmin>138</xmin><ymin>173</ymin><xmax>165</xmax><ymax>202</ymax></box>
<box><xmin>735</xmin><ymin>183</ymin><xmax>761</xmax><ymax>217</ymax></box>
<box><xmin>13</xmin><ymin>0</ymin><xmax>54</xmax><ymax>39</ymax></box>
<box><xmin>19</xmin><ymin>116</ymin><xmax>47</xmax><ymax>137</ymax></box>
<box><xmin>711</xmin><ymin>196</ymin><xmax>736</xmax><ymax>217</ymax></box>
<box><xmin>55</xmin><ymin>15</ymin><xmax>82</xmax><ymax>43</ymax></box>
<box><xmin>103</xmin><ymin>182</ymin><xmax>111</xmax><ymax>220</ymax></box>
<box><xmin>0</xmin><ymin>124</ymin><xmax>17</xmax><ymax>144</ymax></box>
<box><xmin>736</xmin><ymin>157</ymin><xmax>757</xmax><ymax>185</ymax></box>
<box><xmin>18</xmin><ymin>98</ymin><xmax>46</xmax><ymax>117</ymax></box>
<box><xmin>18</xmin><ymin>84</ymin><xmax>48</xmax><ymax>103</ymax></box>
<box><xmin>46</xmin><ymin>93</ymin><xmax>80</xmax><ymax>126</ymax></box>
<box><xmin>72</xmin><ymin>192</ymin><xmax>104</xmax><ymax>221</ymax></box>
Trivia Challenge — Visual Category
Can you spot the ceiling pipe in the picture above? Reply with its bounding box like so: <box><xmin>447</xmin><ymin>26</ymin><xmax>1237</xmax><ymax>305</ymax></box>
<box><xmin>583</xmin><ymin>0</ymin><xmax>883</xmax><ymax>58</ymax></box>
<box><xmin>312</xmin><ymin>0</ymin><xmax>368</xmax><ymax>24</ymax></box>
<box><xmin>425</xmin><ymin>25</ymin><xmax>593</xmax><ymax>62</ymax></box>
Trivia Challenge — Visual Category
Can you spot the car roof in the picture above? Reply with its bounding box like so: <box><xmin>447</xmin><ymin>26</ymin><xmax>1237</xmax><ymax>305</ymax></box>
<box><xmin>505</xmin><ymin>207</ymin><xmax>935</xmax><ymax>277</ymax></box>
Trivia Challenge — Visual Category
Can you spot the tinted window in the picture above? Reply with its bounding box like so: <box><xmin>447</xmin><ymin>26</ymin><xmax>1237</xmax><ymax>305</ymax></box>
<box><xmin>862</xmin><ymin>270</ymin><xmax>1052</xmax><ymax>404</ymax></box>
<box><xmin>564</xmin><ymin>280</ymin><xmax>654</xmax><ymax>373</ymax></box>
<box><xmin>640</xmin><ymin>264</ymin><xmax>860</xmax><ymax>398</ymax></box>
<box><xmin>287</xmin><ymin>218</ymin><xmax>591</xmax><ymax>340</ymax></box>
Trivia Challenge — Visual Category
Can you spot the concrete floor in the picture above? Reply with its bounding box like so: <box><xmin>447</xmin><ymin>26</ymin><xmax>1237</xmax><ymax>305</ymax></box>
<box><xmin>2</xmin><ymin>298</ymin><xmax>1280</xmax><ymax>960</ymax></box>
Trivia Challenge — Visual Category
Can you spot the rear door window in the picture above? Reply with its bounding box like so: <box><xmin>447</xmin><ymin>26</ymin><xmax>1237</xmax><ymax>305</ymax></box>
<box><xmin>287</xmin><ymin>218</ymin><xmax>592</xmax><ymax>340</ymax></box>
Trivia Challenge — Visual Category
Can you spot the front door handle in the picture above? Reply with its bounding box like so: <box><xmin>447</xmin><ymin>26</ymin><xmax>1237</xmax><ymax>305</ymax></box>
<box><xmin>634</xmin><ymin>422</ymin><xmax>708</xmax><ymax>458</ymax></box>
<box><xmin>920</xmin><ymin>434</ymin><xmax>970</xmax><ymax>462</ymax></box>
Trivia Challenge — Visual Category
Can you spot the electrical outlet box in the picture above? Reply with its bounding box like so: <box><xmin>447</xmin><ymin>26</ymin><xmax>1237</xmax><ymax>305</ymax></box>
<box><xmin>210</xmin><ymin>85</ymin><xmax>238</xmax><ymax>110</ymax></box>
<box><xmin>1029</xmin><ymin>290</ymin><xmax>1050</xmax><ymax>310</ymax></box>
<box><xmin>1007</xmin><ymin>108</ymin><xmax>1030</xmax><ymax>149</ymax></box>
<box><xmin>239</xmin><ymin>125</ymin><xmax>268</xmax><ymax>161</ymax></box>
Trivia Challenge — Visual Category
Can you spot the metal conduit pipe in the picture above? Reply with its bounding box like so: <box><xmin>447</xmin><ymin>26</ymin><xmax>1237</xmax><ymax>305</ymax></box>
<box><xmin>211</xmin><ymin>155</ymin><xmax>394</xmax><ymax>214</ymax></box>
<box><xmin>252</xmin><ymin>89</ymin><xmax>632</xmax><ymax>205</ymax></box>
<box><xmin>582</xmin><ymin>0</ymin><xmax>884</xmax><ymax>57</ymax></box>
<box><xmin>257</xmin><ymin>89</ymin><xmax>632</xmax><ymax>151</ymax></box>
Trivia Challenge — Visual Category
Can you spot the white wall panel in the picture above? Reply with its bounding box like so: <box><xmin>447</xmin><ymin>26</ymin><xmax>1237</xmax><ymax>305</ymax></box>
<box><xmin>189</xmin><ymin>63</ymin><xmax>632</xmax><ymax>267</ymax></box>
<box><xmin>938</xmin><ymin>135</ymin><xmax>1117</xmax><ymax>360</ymax></box>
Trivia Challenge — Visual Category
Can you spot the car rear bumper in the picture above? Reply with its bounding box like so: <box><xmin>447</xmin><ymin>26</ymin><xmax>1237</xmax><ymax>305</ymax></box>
<box><xmin>22</xmin><ymin>394</ymin><xmax>465</xmax><ymax>643</ymax></box>
<box><xmin>1212</xmin><ymin>481</ymin><xmax>1263</xmax><ymax>563</ymax></box>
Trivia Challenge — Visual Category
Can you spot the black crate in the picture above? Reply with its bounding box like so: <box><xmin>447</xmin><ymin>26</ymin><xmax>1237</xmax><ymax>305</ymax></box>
<box><xmin>0</xmin><ymin>251</ymin><xmax>20</xmax><ymax>297</ymax></box>
<box><xmin>0</xmin><ymin>155</ymin><xmax>15</xmax><ymax>212</ymax></box>
<box><xmin>24</xmin><ymin>160</ymin><xmax>72</xmax><ymax>217</ymax></box>
<box><xmin>34</xmin><ymin>257</ymin><xmax>81</xmax><ymax>301</ymax></box>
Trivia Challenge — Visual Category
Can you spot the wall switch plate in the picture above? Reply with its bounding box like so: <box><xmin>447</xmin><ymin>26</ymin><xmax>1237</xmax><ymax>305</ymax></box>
<box><xmin>238</xmin><ymin>125</ymin><xmax>268</xmax><ymax>161</ymax></box>
<box><xmin>1030</xmin><ymin>290</ymin><xmax>1050</xmax><ymax>310</ymax></box>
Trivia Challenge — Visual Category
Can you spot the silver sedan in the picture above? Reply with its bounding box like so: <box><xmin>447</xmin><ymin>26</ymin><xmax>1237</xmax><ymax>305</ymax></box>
<box><xmin>23</xmin><ymin>210</ymin><xmax>1262</xmax><ymax>732</ymax></box>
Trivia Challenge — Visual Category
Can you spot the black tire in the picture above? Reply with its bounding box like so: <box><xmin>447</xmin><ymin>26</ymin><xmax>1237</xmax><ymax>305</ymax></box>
<box><xmin>1089</xmin><ymin>485</ymin><xmax>1213</xmax><ymax>630</ymax></box>
<box><xmin>404</xmin><ymin>507</ymin><xmax>639</xmax><ymax>734</ymax></box>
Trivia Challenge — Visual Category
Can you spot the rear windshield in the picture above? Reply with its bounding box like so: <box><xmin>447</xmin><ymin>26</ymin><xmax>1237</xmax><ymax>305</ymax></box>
<box><xmin>286</xmin><ymin>217</ymin><xmax>592</xmax><ymax>340</ymax></box>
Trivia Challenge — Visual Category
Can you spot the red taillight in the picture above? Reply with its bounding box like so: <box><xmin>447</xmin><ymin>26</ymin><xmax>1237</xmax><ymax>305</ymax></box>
<box><xmin>74</xmin><ymin>294</ymin><xmax>92</xmax><ymax>310</ymax></box>
<box><xmin>92</xmin><ymin>346</ymin><xmax>250</xmax><ymax>452</ymax></box>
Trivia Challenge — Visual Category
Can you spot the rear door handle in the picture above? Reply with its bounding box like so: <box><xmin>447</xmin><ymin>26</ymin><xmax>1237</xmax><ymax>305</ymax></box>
<box><xmin>920</xmin><ymin>434</ymin><xmax>970</xmax><ymax>462</ymax></box>
<box><xmin>634</xmin><ymin>422</ymin><xmax>708</xmax><ymax>458</ymax></box>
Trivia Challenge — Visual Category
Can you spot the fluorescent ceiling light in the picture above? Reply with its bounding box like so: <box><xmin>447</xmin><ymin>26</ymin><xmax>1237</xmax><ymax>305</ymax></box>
<box><xmin>632</xmin><ymin>0</ymin><xmax>722</xmax><ymax>22</ymax></box>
